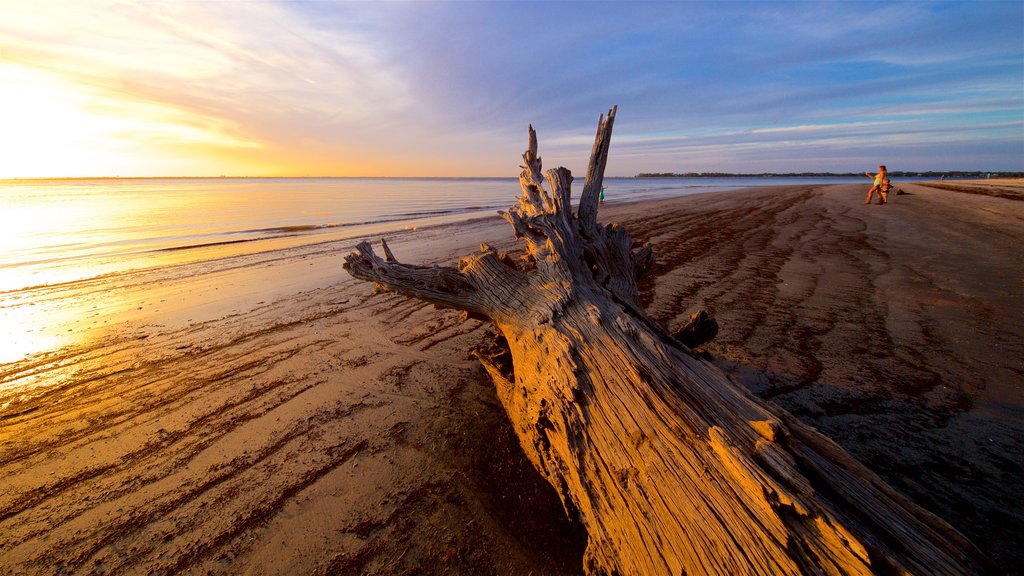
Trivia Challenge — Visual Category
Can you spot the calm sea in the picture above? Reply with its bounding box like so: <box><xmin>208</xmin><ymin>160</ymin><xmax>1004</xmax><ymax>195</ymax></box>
<box><xmin>0</xmin><ymin>176</ymin><xmax>872</xmax><ymax>294</ymax></box>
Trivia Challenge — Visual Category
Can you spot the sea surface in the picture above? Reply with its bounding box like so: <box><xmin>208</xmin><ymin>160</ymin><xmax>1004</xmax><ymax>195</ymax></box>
<box><xmin>0</xmin><ymin>175</ymin><xmax>933</xmax><ymax>369</ymax></box>
<box><xmin>0</xmin><ymin>176</ymin><xmax>886</xmax><ymax>295</ymax></box>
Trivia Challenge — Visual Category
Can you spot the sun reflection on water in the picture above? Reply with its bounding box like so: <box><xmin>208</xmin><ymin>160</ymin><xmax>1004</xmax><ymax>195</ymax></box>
<box><xmin>0</xmin><ymin>283</ymin><xmax>117</xmax><ymax>368</ymax></box>
<box><xmin>0</xmin><ymin>295</ymin><xmax>70</xmax><ymax>362</ymax></box>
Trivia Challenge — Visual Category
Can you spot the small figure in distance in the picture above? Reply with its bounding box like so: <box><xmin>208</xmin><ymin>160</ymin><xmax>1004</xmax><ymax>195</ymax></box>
<box><xmin>879</xmin><ymin>178</ymin><xmax>894</xmax><ymax>204</ymax></box>
<box><xmin>600</xmin><ymin>186</ymin><xmax>606</xmax><ymax>204</ymax></box>
<box><xmin>864</xmin><ymin>165</ymin><xmax>888</xmax><ymax>205</ymax></box>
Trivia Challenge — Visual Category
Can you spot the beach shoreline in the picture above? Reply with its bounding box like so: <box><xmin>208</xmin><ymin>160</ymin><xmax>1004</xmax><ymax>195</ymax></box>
<box><xmin>1</xmin><ymin>180</ymin><xmax>1022</xmax><ymax>574</ymax></box>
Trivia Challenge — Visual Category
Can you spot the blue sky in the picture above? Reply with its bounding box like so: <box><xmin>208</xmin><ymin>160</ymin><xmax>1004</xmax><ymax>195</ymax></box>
<box><xmin>1</xmin><ymin>0</ymin><xmax>1022</xmax><ymax>177</ymax></box>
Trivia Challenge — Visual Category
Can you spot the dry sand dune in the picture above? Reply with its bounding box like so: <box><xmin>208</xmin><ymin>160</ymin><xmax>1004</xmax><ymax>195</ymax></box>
<box><xmin>1</xmin><ymin>181</ymin><xmax>1021</xmax><ymax>574</ymax></box>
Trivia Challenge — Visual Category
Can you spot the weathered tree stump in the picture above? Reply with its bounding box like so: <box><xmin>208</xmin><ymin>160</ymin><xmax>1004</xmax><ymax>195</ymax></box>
<box><xmin>344</xmin><ymin>108</ymin><xmax>988</xmax><ymax>575</ymax></box>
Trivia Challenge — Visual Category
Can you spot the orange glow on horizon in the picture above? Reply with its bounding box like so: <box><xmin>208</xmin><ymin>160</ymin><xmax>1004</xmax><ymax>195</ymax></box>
<box><xmin>0</xmin><ymin>61</ymin><xmax>479</xmax><ymax>179</ymax></box>
<box><xmin>0</xmin><ymin>63</ymin><xmax>289</xmax><ymax>179</ymax></box>
<box><xmin>1</xmin><ymin>0</ymin><xmax>503</xmax><ymax>182</ymax></box>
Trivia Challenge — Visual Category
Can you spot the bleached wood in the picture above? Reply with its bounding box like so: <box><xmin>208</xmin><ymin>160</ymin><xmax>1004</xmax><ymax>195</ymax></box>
<box><xmin>578</xmin><ymin>106</ymin><xmax>616</xmax><ymax>229</ymax></box>
<box><xmin>343</xmin><ymin>110</ymin><xmax>989</xmax><ymax>575</ymax></box>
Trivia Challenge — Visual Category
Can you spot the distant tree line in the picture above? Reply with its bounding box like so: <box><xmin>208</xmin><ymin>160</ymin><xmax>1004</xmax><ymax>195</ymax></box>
<box><xmin>634</xmin><ymin>171</ymin><xmax>1024</xmax><ymax>179</ymax></box>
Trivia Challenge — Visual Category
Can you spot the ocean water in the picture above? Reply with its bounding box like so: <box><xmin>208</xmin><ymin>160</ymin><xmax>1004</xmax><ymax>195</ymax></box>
<box><xmin>0</xmin><ymin>176</ymin><xmax>872</xmax><ymax>294</ymax></box>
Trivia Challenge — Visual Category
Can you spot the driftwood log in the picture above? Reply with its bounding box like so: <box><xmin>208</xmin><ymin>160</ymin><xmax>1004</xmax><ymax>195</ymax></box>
<box><xmin>344</xmin><ymin>108</ymin><xmax>988</xmax><ymax>575</ymax></box>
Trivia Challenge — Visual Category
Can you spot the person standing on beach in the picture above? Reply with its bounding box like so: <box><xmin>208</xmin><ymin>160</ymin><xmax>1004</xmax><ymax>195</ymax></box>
<box><xmin>864</xmin><ymin>165</ymin><xmax>888</xmax><ymax>205</ymax></box>
<box><xmin>600</xmin><ymin>186</ymin><xmax>606</xmax><ymax>204</ymax></box>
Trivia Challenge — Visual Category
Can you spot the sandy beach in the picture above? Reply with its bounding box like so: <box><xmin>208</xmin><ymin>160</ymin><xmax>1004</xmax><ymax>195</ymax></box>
<box><xmin>1</xmin><ymin>180</ymin><xmax>1022</xmax><ymax>575</ymax></box>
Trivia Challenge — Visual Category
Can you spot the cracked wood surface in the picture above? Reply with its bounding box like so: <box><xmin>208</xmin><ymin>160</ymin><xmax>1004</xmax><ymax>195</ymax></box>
<box><xmin>344</xmin><ymin>109</ymin><xmax>990</xmax><ymax>575</ymax></box>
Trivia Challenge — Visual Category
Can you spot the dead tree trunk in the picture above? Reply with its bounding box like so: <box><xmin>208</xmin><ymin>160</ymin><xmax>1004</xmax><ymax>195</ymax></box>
<box><xmin>344</xmin><ymin>107</ymin><xmax>988</xmax><ymax>575</ymax></box>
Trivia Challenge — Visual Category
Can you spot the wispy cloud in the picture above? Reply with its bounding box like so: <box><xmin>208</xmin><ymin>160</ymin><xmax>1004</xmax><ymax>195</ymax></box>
<box><xmin>0</xmin><ymin>0</ymin><xmax>1020</xmax><ymax>176</ymax></box>
<box><xmin>1</xmin><ymin>0</ymin><xmax>421</xmax><ymax>175</ymax></box>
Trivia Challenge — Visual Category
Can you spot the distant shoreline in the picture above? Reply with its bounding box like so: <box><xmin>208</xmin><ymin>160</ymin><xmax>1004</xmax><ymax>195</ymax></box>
<box><xmin>3</xmin><ymin>171</ymin><xmax>1022</xmax><ymax>182</ymax></box>
<box><xmin>634</xmin><ymin>171</ymin><xmax>1024</xmax><ymax>179</ymax></box>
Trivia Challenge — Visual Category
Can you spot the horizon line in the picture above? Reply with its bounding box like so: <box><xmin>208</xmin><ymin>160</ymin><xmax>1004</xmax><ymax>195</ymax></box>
<box><xmin>3</xmin><ymin>170</ymin><xmax>1021</xmax><ymax>182</ymax></box>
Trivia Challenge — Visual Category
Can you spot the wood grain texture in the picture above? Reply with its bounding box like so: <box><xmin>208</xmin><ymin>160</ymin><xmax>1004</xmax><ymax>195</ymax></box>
<box><xmin>343</xmin><ymin>110</ymin><xmax>990</xmax><ymax>575</ymax></box>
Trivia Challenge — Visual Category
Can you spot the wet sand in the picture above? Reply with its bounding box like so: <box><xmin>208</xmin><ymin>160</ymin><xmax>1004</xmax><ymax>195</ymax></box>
<box><xmin>628</xmin><ymin>181</ymin><xmax>1024</xmax><ymax>573</ymax></box>
<box><xmin>1</xmin><ymin>180</ymin><xmax>1021</xmax><ymax>574</ymax></box>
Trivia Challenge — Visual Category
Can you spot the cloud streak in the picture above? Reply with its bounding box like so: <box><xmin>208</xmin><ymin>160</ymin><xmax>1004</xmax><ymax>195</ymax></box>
<box><xmin>0</xmin><ymin>0</ymin><xmax>1020</xmax><ymax>177</ymax></box>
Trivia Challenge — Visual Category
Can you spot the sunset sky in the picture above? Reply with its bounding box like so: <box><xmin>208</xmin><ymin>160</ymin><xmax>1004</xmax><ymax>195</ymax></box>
<box><xmin>1</xmin><ymin>1</ymin><xmax>1021</xmax><ymax>178</ymax></box>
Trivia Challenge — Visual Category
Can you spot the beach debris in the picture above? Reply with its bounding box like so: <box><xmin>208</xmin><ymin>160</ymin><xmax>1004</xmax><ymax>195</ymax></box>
<box><xmin>380</xmin><ymin>238</ymin><xmax>398</xmax><ymax>263</ymax></box>
<box><xmin>344</xmin><ymin>107</ymin><xmax>990</xmax><ymax>575</ymax></box>
<box><xmin>671</xmin><ymin>309</ymin><xmax>719</xmax><ymax>349</ymax></box>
